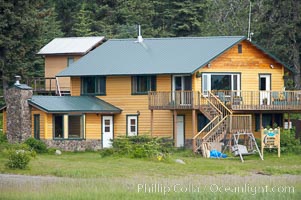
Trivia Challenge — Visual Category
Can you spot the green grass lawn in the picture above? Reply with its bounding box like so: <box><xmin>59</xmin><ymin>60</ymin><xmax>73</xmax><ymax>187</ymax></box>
<box><xmin>0</xmin><ymin>150</ymin><xmax>301</xmax><ymax>199</ymax></box>
<box><xmin>1</xmin><ymin>151</ymin><xmax>301</xmax><ymax>177</ymax></box>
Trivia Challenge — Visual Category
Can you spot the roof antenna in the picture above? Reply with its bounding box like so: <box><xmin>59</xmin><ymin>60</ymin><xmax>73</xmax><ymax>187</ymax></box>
<box><xmin>247</xmin><ymin>1</ymin><xmax>253</xmax><ymax>41</ymax></box>
<box><xmin>137</xmin><ymin>24</ymin><xmax>143</xmax><ymax>43</ymax></box>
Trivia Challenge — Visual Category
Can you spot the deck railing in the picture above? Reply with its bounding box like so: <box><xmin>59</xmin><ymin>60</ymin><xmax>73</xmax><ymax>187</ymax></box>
<box><xmin>230</xmin><ymin>114</ymin><xmax>252</xmax><ymax>133</ymax></box>
<box><xmin>149</xmin><ymin>90</ymin><xmax>301</xmax><ymax>111</ymax></box>
<box><xmin>148</xmin><ymin>91</ymin><xmax>200</xmax><ymax>110</ymax></box>
<box><xmin>25</xmin><ymin>77</ymin><xmax>70</xmax><ymax>95</ymax></box>
<box><xmin>25</xmin><ymin>77</ymin><xmax>57</xmax><ymax>92</ymax></box>
<box><xmin>211</xmin><ymin>90</ymin><xmax>301</xmax><ymax>111</ymax></box>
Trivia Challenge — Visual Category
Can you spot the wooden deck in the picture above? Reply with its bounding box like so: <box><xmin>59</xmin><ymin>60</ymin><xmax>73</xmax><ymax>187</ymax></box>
<box><xmin>149</xmin><ymin>90</ymin><xmax>301</xmax><ymax>111</ymax></box>
<box><xmin>25</xmin><ymin>77</ymin><xmax>70</xmax><ymax>96</ymax></box>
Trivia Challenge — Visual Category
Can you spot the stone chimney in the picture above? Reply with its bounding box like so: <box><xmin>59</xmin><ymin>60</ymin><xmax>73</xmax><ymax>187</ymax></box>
<box><xmin>4</xmin><ymin>76</ymin><xmax>33</xmax><ymax>143</ymax></box>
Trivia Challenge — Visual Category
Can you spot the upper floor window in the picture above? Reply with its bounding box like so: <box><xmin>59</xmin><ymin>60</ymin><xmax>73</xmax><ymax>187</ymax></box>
<box><xmin>202</xmin><ymin>73</ymin><xmax>240</xmax><ymax>95</ymax></box>
<box><xmin>81</xmin><ymin>76</ymin><xmax>106</xmax><ymax>95</ymax></box>
<box><xmin>67</xmin><ymin>56</ymin><xmax>74</xmax><ymax>66</ymax></box>
<box><xmin>238</xmin><ymin>44</ymin><xmax>242</xmax><ymax>54</ymax></box>
<box><xmin>132</xmin><ymin>75</ymin><xmax>156</xmax><ymax>95</ymax></box>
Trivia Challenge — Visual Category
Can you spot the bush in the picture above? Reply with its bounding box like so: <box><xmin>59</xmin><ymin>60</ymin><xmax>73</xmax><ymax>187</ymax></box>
<box><xmin>5</xmin><ymin>149</ymin><xmax>31</xmax><ymax>169</ymax></box>
<box><xmin>4</xmin><ymin>143</ymin><xmax>37</xmax><ymax>169</ymax></box>
<box><xmin>0</xmin><ymin>132</ymin><xmax>7</xmax><ymax>144</ymax></box>
<box><xmin>24</xmin><ymin>137</ymin><xmax>48</xmax><ymax>153</ymax></box>
<box><xmin>281</xmin><ymin>129</ymin><xmax>301</xmax><ymax>153</ymax></box>
<box><xmin>100</xmin><ymin>148</ymin><xmax>116</xmax><ymax>157</ymax></box>
<box><xmin>101</xmin><ymin>136</ymin><xmax>174</xmax><ymax>160</ymax></box>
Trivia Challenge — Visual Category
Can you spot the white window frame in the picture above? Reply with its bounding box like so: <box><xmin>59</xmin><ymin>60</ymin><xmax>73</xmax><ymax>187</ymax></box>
<box><xmin>202</xmin><ymin>73</ymin><xmax>241</xmax><ymax>96</ymax></box>
<box><xmin>127</xmin><ymin>115</ymin><xmax>138</xmax><ymax>136</ymax></box>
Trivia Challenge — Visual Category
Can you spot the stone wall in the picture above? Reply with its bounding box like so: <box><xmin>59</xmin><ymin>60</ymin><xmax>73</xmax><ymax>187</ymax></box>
<box><xmin>43</xmin><ymin>139</ymin><xmax>102</xmax><ymax>151</ymax></box>
<box><xmin>4</xmin><ymin>85</ymin><xmax>33</xmax><ymax>143</ymax></box>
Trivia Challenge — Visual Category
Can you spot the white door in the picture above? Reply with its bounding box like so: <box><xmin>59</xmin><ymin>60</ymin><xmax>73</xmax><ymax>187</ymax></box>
<box><xmin>102</xmin><ymin>116</ymin><xmax>113</xmax><ymax>148</ymax></box>
<box><xmin>176</xmin><ymin>116</ymin><xmax>184</xmax><ymax>147</ymax></box>
<box><xmin>259</xmin><ymin>75</ymin><xmax>271</xmax><ymax>105</ymax></box>
<box><xmin>172</xmin><ymin>76</ymin><xmax>192</xmax><ymax>105</ymax></box>
<box><xmin>127</xmin><ymin>116</ymin><xmax>138</xmax><ymax>136</ymax></box>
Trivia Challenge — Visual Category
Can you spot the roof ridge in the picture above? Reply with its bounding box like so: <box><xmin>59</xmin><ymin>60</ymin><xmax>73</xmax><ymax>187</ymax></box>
<box><xmin>54</xmin><ymin>36</ymin><xmax>105</xmax><ymax>39</ymax></box>
<box><xmin>108</xmin><ymin>36</ymin><xmax>246</xmax><ymax>42</ymax></box>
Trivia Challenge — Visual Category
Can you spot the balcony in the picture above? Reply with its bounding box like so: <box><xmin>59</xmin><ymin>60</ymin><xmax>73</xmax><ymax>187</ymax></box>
<box><xmin>25</xmin><ymin>77</ymin><xmax>70</xmax><ymax>96</ymax></box>
<box><xmin>148</xmin><ymin>91</ymin><xmax>201</xmax><ymax>110</ymax></box>
<box><xmin>149</xmin><ymin>90</ymin><xmax>301</xmax><ymax>111</ymax></box>
<box><xmin>217</xmin><ymin>90</ymin><xmax>301</xmax><ymax>111</ymax></box>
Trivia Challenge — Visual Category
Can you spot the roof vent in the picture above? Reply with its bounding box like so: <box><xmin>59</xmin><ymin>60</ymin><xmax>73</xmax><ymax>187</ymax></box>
<box><xmin>137</xmin><ymin>25</ymin><xmax>143</xmax><ymax>43</ymax></box>
<box><xmin>14</xmin><ymin>75</ymin><xmax>21</xmax><ymax>86</ymax></box>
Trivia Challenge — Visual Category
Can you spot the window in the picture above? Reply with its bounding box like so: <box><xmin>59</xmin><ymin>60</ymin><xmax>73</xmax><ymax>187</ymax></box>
<box><xmin>81</xmin><ymin>76</ymin><xmax>106</xmax><ymax>95</ymax></box>
<box><xmin>67</xmin><ymin>56</ymin><xmax>74</xmax><ymax>66</ymax></box>
<box><xmin>173</xmin><ymin>76</ymin><xmax>192</xmax><ymax>91</ymax></box>
<box><xmin>53</xmin><ymin>114</ymin><xmax>85</xmax><ymax>139</ymax></box>
<box><xmin>238</xmin><ymin>44</ymin><xmax>242</xmax><ymax>54</ymax></box>
<box><xmin>202</xmin><ymin>73</ymin><xmax>240</xmax><ymax>95</ymax></box>
<box><xmin>68</xmin><ymin>115</ymin><xmax>84</xmax><ymax>139</ymax></box>
<box><xmin>127</xmin><ymin>115</ymin><xmax>138</xmax><ymax>136</ymax></box>
<box><xmin>54</xmin><ymin>115</ymin><xmax>64</xmax><ymax>139</ymax></box>
<box><xmin>132</xmin><ymin>76</ymin><xmax>156</xmax><ymax>94</ymax></box>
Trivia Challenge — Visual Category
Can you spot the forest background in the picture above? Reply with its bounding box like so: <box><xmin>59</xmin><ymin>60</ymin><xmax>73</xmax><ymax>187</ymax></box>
<box><xmin>0</xmin><ymin>0</ymin><xmax>300</xmax><ymax>92</ymax></box>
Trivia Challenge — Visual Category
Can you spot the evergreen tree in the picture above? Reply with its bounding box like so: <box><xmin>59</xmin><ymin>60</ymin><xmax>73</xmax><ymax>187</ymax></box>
<box><xmin>54</xmin><ymin>0</ymin><xmax>81</xmax><ymax>36</ymax></box>
<box><xmin>169</xmin><ymin>0</ymin><xmax>205</xmax><ymax>36</ymax></box>
<box><xmin>72</xmin><ymin>2</ymin><xmax>97</xmax><ymax>36</ymax></box>
<box><xmin>252</xmin><ymin>0</ymin><xmax>301</xmax><ymax>89</ymax></box>
<box><xmin>0</xmin><ymin>0</ymin><xmax>64</xmax><ymax>91</ymax></box>
<box><xmin>202</xmin><ymin>0</ymin><xmax>250</xmax><ymax>36</ymax></box>
<box><xmin>0</xmin><ymin>0</ymin><xmax>44</xmax><ymax>89</ymax></box>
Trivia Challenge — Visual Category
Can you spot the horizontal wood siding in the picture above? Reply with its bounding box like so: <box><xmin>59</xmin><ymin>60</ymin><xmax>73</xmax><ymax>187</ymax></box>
<box><xmin>85</xmin><ymin>114</ymin><xmax>101</xmax><ymax>139</ymax></box>
<box><xmin>31</xmin><ymin>109</ymin><xmax>46</xmax><ymax>139</ymax></box>
<box><xmin>45</xmin><ymin>55</ymin><xmax>81</xmax><ymax>91</ymax></box>
<box><xmin>195</xmin><ymin>41</ymin><xmax>284</xmax><ymax>92</ymax></box>
<box><xmin>45</xmin><ymin>113</ymin><xmax>53</xmax><ymax>139</ymax></box>
<box><xmin>71</xmin><ymin>77</ymin><xmax>81</xmax><ymax>96</ymax></box>
<box><xmin>70</xmin><ymin>75</ymin><xmax>174</xmax><ymax>138</ymax></box>
<box><xmin>69</xmin><ymin>75</ymin><xmax>174</xmax><ymax>138</ymax></box>
<box><xmin>157</xmin><ymin>75</ymin><xmax>172</xmax><ymax>91</ymax></box>
<box><xmin>101</xmin><ymin>76</ymin><xmax>173</xmax><ymax>137</ymax></box>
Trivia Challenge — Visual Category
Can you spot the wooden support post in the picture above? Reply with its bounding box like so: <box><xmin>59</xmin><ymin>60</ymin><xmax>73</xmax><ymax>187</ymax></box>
<box><xmin>282</xmin><ymin>113</ymin><xmax>285</xmax><ymax>129</ymax></box>
<box><xmin>150</xmin><ymin>109</ymin><xmax>154</xmax><ymax>137</ymax></box>
<box><xmin>192</xmin><ymin>109</ymin><xmax>196</xmax><ymax>151</ymax></box>
<box><xmin>173</xmin><ymin>110</ymin><xmax>177</xmax><ymax>147</ymax></box>
<box><xmin>260</xmin><ymin>113</ymin><xmax>263</xmax><ymax>129</ymax></box>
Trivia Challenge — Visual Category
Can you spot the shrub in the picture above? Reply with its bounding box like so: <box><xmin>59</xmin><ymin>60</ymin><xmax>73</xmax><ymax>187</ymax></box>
<box><xmin>101</xmin><ymin>136</ymin><xmax>174</xmax><ymax>160</ymax></box>
<box><xmin>24</xmin><ymin>137</ymin><xmax>48</xmax><ymax>153</ymax></box>
<box><xmin>47</xmin><ymin>147</ymin><xmax>57</xmax><ymax>155</ymax></box>
<box><xmin>99</xmin><ymin>148</ymin><xmax>116</xmax><ymax>157</ymax></box>
<box><xmin>0</xmin><ymin>132</ymin><xmax>7</xmax><ymax>144</ymax></box>
<box><xmin>281</xmin><ymin>129</ymin><xmax>301</xmax><ymax>153</ymax></box>
<box><xmin>5</xmin><ymin>149</ymin><xmax>31</xmax><ymax>169</ymax></box>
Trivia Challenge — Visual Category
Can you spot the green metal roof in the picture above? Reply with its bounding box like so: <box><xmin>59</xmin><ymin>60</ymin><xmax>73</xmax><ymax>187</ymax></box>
<box><xmin>28</xmin><ymin>96</ymin><xmax>121</xmax><ymax>113</ymax></box>
<box><xmin>57</xmin><ymin>36</ymin><xmax>246</xmax><ymax>77</ymax></box>
<box><xmin>14</xmin><ymin>84</ymin><xmax>32</xmax><ymax>90</ymax></box>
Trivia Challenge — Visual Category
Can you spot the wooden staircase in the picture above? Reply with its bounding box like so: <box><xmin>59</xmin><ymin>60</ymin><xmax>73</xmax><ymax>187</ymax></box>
<box><xmin>193</xmin><ymin>91</ymin><xmax>233</xmax><ymax>156</ymax></box>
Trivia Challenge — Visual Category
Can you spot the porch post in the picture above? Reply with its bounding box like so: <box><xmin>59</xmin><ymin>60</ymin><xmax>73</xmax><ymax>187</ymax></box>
<box><xmin>173</xmin><ymin>110</ymin><xmax>177</xmax><ymax>147</ymax></box>
<box><xmin>150</xmin><ymin>109</ymin><xmax>154</xmax><ymax>137</ymax></box>
<box><xmin>260</xmin><ymin>113</ymin><xmax>263</xmax><ymax>129</ymax></box>
<box><xmin>192</xmin><ymin>109</ymin><xmax>196</xmax><ymax>150</ymax></box>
